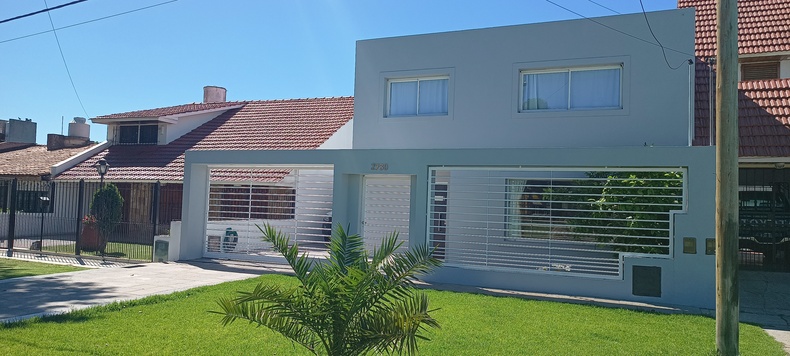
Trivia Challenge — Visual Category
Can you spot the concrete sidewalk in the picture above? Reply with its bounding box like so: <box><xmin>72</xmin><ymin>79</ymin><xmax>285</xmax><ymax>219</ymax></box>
<box><xmin>0</xmin><ymin>258</ymin><xmax>290</xmax><ymax>323</ymax></box>
<box><xmin>1</xmin><ymin>254</ymin><xmax>788</xmax><ymax>354</ymax></box>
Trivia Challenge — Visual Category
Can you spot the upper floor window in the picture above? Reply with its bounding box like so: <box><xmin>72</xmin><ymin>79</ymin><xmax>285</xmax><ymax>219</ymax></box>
<box><xmin>118</xmin><ymin>124</ymin><xmax>158</xmax><ymax>145</ymax></box>
<box><xmin>520</xmin><ymin>66</ymin><xmax>621</xmax><ymax>112</ymax></box>
<box><xmin>741</xmin><ymin>61</ymin><xmax>779</xmax><ymax>81</ymax></box>
<box><xmin>387</xmin><ymin>77</ymin><xmax>448</xmax><ymax>117</ymax></box>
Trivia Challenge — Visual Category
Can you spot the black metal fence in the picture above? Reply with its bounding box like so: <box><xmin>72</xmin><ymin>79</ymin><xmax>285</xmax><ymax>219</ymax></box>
<box><xmin>739</xmin><ymin>168</ymin><xmax>790</xmax><ymax>272</ymax></box>
<box><xmin>0</xmin><ymin>179</ymin><xmax>182</xmax><ymax>262</ymax></box>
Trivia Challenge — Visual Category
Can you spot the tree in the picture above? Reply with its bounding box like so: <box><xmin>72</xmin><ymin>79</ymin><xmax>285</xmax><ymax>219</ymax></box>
<box><xmin>568</xmin><ymin>171</ymin><xmax>683</xmax><ymax>254</ymax></box>
<box><xmin>215</xmin><ymin>224</ymin><xmax>442</xmax><ymax>355</ymax></box>
<box><xmin>89</xmin><ymin>184</ymin><xmax>124</xmax><ymax>255</ymax></box>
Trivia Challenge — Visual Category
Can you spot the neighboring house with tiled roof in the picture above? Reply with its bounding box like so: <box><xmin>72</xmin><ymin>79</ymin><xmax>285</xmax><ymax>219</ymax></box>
<box><xmin>680</xmin><ymin>0</ymin><xmax>790</xmax><ymax>158</ymax></box>
<box><xmin>57</xmin><ymin>96</ymin><xmax>354</xmax><ymax>182</ymax></box>
<box><xmin>0</xmin><ymin>142</ymin><xmax>35</xmax><ymax>154</ymax></box>
<box><xmin>1</xmin><ymin>145</ymin><xmax>95</xmax><ymax>179</ymax></box>
<box><xmin>51</xmin><ymin>86</ymin><xmax>354</xmax><ymax>234</ymax></box>
<box><xmin>0</xmin><ymin>117</ymin><xmax>96</xmax><ymax>215</ymax></box>
<box><xmin>0</xmin><ymin>144</ymin><xmax>97</xmax><ymax>216</ymax></box>
<box><xmin>679</xmin><ymin>0</ymin><xmax>790</xmax><ymax>270</ymax></box>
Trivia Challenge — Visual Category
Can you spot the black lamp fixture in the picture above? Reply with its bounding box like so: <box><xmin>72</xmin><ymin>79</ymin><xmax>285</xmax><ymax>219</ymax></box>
<box><xmin>95</xmin><ymin>158</ymin><xmax>109</xmax><ymax>187</ymax></box>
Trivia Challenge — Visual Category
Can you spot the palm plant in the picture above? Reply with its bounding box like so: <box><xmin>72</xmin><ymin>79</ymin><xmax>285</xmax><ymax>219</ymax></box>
<box><xmin>215</xmin><ymin>224</ymin><xmax>442</xmax><ymax>356</ymax></box>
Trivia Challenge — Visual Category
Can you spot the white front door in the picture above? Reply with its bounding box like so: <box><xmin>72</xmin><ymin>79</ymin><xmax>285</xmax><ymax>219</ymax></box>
<box><xmin>362</xmin><ymin>175</ymin><xmax>411</xmax><ymax>252</ymax></box>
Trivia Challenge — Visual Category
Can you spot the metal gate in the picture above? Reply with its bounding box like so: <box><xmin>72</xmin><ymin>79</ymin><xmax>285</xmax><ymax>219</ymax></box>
<box><xmin>0</xmin><ymin>178</ymin><xmax>159</xmax><ymax>262</ymax></box>
<box><xmin>362</xmin><ymin>175</ymin><xmax>411</xmax><ymax>252</ymax></box>
<box><xmin>739</xmin><ymin>168</ymin><xmax>790</xmax><ymax>272</ymax></box>
<box><xmin>428</xmin><ymin>167</ymin><xmax>686</xmax><ymax>278</ymax></box>
<box><xmin>205</xmin><ymin>167</ymin><xmax>334</xmax><ymax>261</ymax></box>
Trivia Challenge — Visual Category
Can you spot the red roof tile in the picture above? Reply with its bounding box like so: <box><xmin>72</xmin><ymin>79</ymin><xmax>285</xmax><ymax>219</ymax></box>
<box><xmin>679</xmin><ymin>0</ymin><xmax>790</xmax><ymax>57</ymax></box>
<box><xmin>55</xmin><ymin>97</ymin><xmax>354</xmax><ymax>182</ymax></box>
<box><xmin>0</xmin><ymin>142</ymin><xmax>35</xmax><ymax>153</ymax></box>
<box><xmin>0</xmin><ymin>145</ymin><xmax>97</xmax><ymax>178</ymax></box>
<box><xmin>682</xmin><ymin>0</ymin><xmax>790</xmax><ymax>157</ymax></box>
<box><xmin>692</xmin><ymin>77</ymin><xmax>790</xmax><ymax>157</ymax></box>
<box><xmin>94</xmin><ymin>101</ymin><xmax>246</xmax><ymax>120</ymax></box>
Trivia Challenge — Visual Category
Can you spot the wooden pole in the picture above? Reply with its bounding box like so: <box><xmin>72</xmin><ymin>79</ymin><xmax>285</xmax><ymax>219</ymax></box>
<box><xmin>715</xmin><ymin>0</ymin><xmax>739</xmax><ymax>354</ymax></box>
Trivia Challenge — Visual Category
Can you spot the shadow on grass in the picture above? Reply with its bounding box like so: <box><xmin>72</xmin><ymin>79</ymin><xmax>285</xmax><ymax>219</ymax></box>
<box><xmin>0</xmin><ymin>266</ymin><xmax>35</xmax><ymax>280</ymax></box>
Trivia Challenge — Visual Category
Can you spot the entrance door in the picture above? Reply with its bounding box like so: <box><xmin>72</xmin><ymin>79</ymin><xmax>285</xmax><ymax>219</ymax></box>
<box><xmin>362</xmin><ymin>175</ymin><xmax>411</xmax><ymax>252</ymax></box>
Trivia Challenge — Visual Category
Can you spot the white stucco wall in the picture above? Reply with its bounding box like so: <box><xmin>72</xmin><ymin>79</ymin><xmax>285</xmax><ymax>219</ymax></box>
<box><xmin>318</xmin><ymin>119</ymin><xmax>353</xmax><ymax>149</ymax></box>
<box><xmin>781</xmin><ymin>59</ymin><xmax>790</xmax><ymax>79</ymax></box>
<box><xmin>353</xmin><ymin>9</ymin><xmax>696</xmax><ymax>149</ymax></box>
<box><xmin>183</xmin><ymin>146</ymin><xmax>716</xmax><ymax>308</ymax></box>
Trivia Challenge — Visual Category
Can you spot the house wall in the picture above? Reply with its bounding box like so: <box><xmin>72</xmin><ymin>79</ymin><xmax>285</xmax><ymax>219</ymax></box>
<box><xmin>781</xmin><ymin>59</ymin><xmax>790</xmax><ymax>79</ymax></box>
<box><xmin>352</xmin><ymin>9</ymin><xmax>696</xmax><ymax>149</ymax></box>
<box><xmin>183</xmin><ymin>146</ymin><xmax>715</xmax><ymax>309</ymax></box>
<box><xmin>317</xmin><ymin>119</ymin><xmax>353</xmax><ymax>149</ymax></box>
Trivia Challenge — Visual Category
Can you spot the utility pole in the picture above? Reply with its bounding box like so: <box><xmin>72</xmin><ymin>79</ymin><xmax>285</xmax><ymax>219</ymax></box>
<box><xmin>715</xmin><ymin>0</ymin><xmax>739</xmax><ymax>354</ymax></box>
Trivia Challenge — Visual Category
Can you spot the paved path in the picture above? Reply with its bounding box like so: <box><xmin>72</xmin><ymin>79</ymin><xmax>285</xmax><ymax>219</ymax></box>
<box><xmin>1</xmin><ymin>253</ymin><xmax>788</xmax><ymax>354</ymax></box>
<box><xmin>740</xmin><ymin>270</ymin><xmax>790</xmax><ymax>354</ymax></box>
<box><xmin>0</xmin><ymin>257</ymin><xmax>290</xmax><ymax>323</ymax></box>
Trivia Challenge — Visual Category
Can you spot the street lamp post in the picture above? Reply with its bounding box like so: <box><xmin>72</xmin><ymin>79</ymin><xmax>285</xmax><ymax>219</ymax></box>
<box><xmin>38</xmin><ymin>175</ymin><xmax>51</xmax><ymax>256</ymax></box>
<box><xmin>95</xmin><ymin>158</ymin><xmax>109</xmax><ymax>187</ymax></box>
<box><xmin>38</xmin><ymin>195</ymin><xmax>50</xmax><ymax>256</ymax></box>
<box><xmin>93</xmin><ymin>158</ymin><xmax>109</xmax><ymax>260</ymax></box>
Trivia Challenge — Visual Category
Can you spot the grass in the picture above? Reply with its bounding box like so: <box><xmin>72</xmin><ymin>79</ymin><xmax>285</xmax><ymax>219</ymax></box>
<box><xmin>0</xmin><ymin>259</ymin><xmax>87</xmax><ymax>280</ymax></box>
<box><xmin>44</xmin><ymin>242</ymin><xmax>152</xmax><ymax>261</ymax></box>
<box><xmin>0</xmin><ymin>274</ymin><xmax>784</xmax><ymax>355</ymax></box>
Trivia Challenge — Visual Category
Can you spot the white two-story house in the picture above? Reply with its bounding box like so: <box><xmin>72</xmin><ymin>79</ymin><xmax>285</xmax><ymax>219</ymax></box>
<box><xmin>181</xmin><ymin>8</ymin><xmax>717</xmax><ymax>309</ymax></box>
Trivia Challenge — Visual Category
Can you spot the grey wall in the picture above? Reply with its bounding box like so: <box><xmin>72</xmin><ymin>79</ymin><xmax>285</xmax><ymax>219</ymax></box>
<box><xmin>183</xmin><ymin>146</ymin><xmax>715</xmax><ymax>309</ymax></box>
<box><xmin>353</xmin><ymin>9</ymin><xmax>695</xmax><ymax>149</ymax></box>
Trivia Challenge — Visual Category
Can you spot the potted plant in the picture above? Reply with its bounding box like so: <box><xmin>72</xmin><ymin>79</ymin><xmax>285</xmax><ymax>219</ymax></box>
<box><xmin>87</xmin><ymin>184</ymin><xmax>124</xmax><ymax>255</ymax></box>
<box><xmin>80</xmin><ymin>214</ymin><xmax>100</xmax><ymax>251</ymax></box>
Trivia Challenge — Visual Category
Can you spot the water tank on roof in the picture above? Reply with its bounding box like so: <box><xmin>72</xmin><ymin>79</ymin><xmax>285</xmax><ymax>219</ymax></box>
<box><xmin>68</xmin><ymin>117</ymin><xmax>90</xmax><ymax>138</ymax></box>
<box><xmin>5</xmin><ymin>118</ymin><xmax>36</xmax><ymax>143</ymax></box>
<box><xmin>203</xmin><ymin>86</ymin><xmax>227</xmax><ymax>103</ymax></box>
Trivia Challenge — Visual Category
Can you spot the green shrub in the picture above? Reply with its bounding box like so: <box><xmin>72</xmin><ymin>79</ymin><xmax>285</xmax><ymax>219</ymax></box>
<box><xmin>89</xmin><ymin>183</ymin><xmax>124</xmax><ymax>254</ymax></box>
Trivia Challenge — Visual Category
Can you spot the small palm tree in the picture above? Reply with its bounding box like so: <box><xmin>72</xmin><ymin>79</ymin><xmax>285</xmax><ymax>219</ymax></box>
<box><xmin>215</xmin><ymin>224</ymin><xmax>442</xmax><ymax>355</ymax></box>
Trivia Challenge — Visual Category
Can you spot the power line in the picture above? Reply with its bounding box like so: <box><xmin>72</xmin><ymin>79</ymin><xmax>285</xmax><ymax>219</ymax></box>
<box><xmin>544</xmin><ymin>0</ymin><xmax>694</xmax><ymax>57</ymax></box>
<box><xmin>44</xmin><ymin>0</ymin><xmax>89</xmax><ymax>118</ymax></box>
<box><xmin>638</xmin><ymin>0</ymin><xmax>686</xmax><ymax>70</ymax></box>
<box><xmin>0</xmin><ymin>0</ymin><xmax>178</xmax><ymax>45</ymax></box>
<box><xmin>587</xmin><ymin>0</ymin><xmax>620</xmax><ymax>15</ymax></box>
<box><xmin>0</xmin><ymin>0</ymin><xmax>88</xmax><ymax>25</ymax></box>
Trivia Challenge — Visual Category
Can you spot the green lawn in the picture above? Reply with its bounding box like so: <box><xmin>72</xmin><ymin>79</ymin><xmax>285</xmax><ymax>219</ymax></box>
<box><xmin>0</xmin><ymin>274</ymin><xmax>783</xmax><ymax>355</ymax></box>
<box><xmin>44</xmin><ymin>242</ymin><xmax>152</xmax><ymax>261</ymax></box>
<box><xmin>0</xmin><ymin>258</ymin><xmax>87</xmax><ymax>280</ymax></box>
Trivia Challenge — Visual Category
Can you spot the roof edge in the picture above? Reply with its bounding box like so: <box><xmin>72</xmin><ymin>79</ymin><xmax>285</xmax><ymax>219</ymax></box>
<box><xmin>51</xmin><ymin>141</ymin><xmax>111</xmax><ymax>178</ymax></box>
<box><xmin>158</xmin><ymin>104</ymin><xmax>245</xmax><ymax>121</ymax></box>
<box><xmin>740</xmin><ymin>157</ymin><xmax>790</xmax><ymax>164</ymax></box>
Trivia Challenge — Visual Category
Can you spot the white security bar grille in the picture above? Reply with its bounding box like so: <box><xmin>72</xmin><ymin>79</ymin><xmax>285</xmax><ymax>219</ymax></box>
<box><xmin>428</xmin><ymin>167</ymin><xmax>685</xmax><ymax>278</ymax></box>
<box><xmin>362</xmin><ymin>176</ymin><xmax>411</xmax><ymax>252</ymax></box>
<box><xmin>206</xmin><ymin>167</ymin><xmax>333</xmax><ymax>259</ymax></box>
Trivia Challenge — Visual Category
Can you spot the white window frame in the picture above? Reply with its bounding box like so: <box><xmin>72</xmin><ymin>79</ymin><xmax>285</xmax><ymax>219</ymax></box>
<box><xmin>386</xmin><ymin>76</ymin><xmax>449</xmax><ymax>117</ymax></box>
<box><xmin>519</xmin><ymin>65</ymin><xmax>623</xmax><ymax>112</ymax></box>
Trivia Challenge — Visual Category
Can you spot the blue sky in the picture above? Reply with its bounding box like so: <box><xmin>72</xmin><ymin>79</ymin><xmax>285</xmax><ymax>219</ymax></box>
<box><xmin>1</xmin><ymin>0</ymin><xmax>678</xmax><ymax>143</ymax></box>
